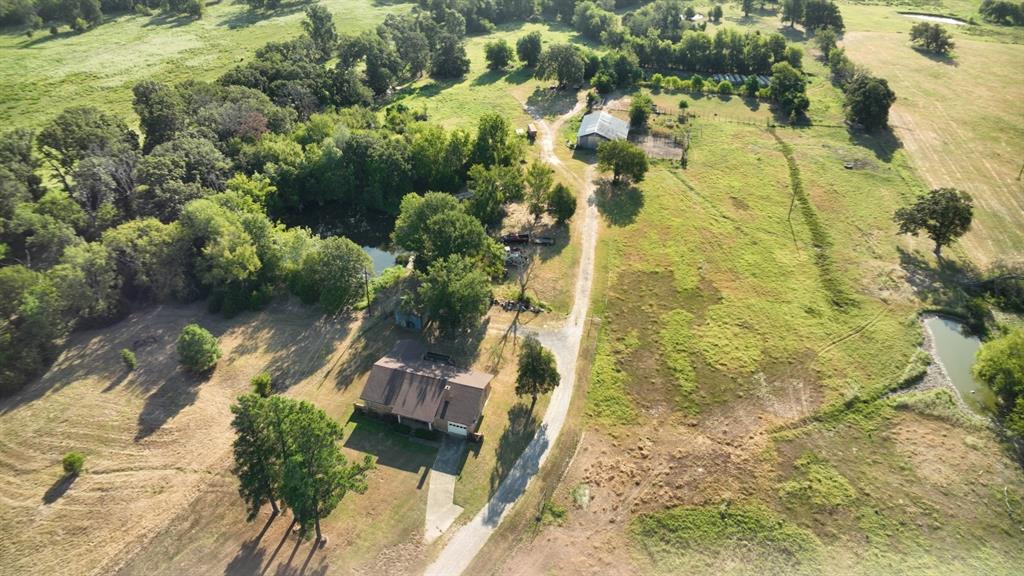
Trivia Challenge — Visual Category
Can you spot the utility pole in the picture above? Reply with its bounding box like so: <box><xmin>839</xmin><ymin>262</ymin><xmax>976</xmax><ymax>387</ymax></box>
<box><xmin>363</xmin><ymin>269</ymin><xmax>371</xmax><ymax>314</ymax></box>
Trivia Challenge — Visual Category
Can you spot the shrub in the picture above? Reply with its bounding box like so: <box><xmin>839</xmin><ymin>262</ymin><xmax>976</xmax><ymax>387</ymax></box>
<box><xmin>120</xmin><ymin>348</ymin><xmax>137</xmax><ymax>371</ymax></box>
<box><xmin>718</xmin><ymin>81</ymin><xmax>734</xmax><ymax>95</ymax></box>
<box><xmin>689</xmin><ymin>74</ymin><xmax>705</xmax><ymax>92</ymax></box>
<box><xmin>678</xmin><ymin>98</ymin><xmax>689</xmax><ymax>109</ymax></box>
<box><xmin>650</xmin><ymin>73</ymin><xmax>664</xmax><ymax>89</ymax></box>
<box><xmin>251</xmin><ymin>372</ymin><xmax>272</xmax><ymax>397</ymax></box>
<box><xmin>629</xmin><ymin>93</ymin><xmax>653</xmax><ymax>127</ymax></box>
<box><xmin>62</xmin><ymin>452</ymin><xmax>85</xmax><ymax>476</ymax></box>
<box><xmin>176</xmin><ymin>323</ymin><xmax>221</xmax><ymax>372</ymax></box>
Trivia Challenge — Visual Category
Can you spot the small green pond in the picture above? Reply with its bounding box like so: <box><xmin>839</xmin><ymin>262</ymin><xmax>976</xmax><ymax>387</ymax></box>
<box><xmin>924</xmin><ymin>315</ymin><xmax>997</xmax><ymax>416</ymax></box>
<box><xmin>361</xmin><ymin>246</ymin><xmax>397</xmax><ymax>276</ymax></box>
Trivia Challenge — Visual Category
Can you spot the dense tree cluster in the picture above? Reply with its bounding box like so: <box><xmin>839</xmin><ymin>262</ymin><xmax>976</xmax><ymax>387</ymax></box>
<box><xmin>1</xmin><ymin>0</ymin><xmax>203</xmax><ymax>34</ymax></box>
<box><xmin>979</xmin><ymin>0</ymin><xmax>1024</xmax><ymax>25</ymax></box>
<box><xmin>781</xmin><ymin>0</ymin><xmax>844</xmax><ymax>32</ymax></box>
<box><xmin>973</xmin><ymin>328</ymin><xmax>1024</xmax><ymax>443</ymax></box>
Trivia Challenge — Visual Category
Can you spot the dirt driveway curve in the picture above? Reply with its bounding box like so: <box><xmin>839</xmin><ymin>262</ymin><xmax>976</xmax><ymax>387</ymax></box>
<box><xmin>424</xmin><ymin>97</ymin><xmax>597</xmax><ymax>576</ymax></box>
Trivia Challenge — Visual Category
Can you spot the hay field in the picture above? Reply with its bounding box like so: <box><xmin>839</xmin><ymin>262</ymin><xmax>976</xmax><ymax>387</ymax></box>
<box><xmin>841</xmin><ymin>5</ymin><xmax>1024</xmax><ymax>265</ymax></box>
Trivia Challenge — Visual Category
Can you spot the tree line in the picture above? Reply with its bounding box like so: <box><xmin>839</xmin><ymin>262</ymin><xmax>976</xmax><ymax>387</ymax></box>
<box><xmin>1</xmin><ymin>0</ymin><xmax>203</xmax><ymax>35</ymax></box>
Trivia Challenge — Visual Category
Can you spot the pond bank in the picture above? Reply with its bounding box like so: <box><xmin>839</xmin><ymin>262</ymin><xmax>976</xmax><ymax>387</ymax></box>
<box><xmin>899</xmin><ymin>12</ymin><xmax>969</xmax><ymax>25</ymax></box>
<box><xmin>895</xmin><ymin>314</ymin><xmax>992</xmax><ymax>426</ymax></box>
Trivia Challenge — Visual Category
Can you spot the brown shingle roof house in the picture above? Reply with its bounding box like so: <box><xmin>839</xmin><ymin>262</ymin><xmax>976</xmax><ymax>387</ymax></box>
<box><xmin>359</xmin><ymin>341</ymin><xmax>493</xmax><ymax>436</ymax></box>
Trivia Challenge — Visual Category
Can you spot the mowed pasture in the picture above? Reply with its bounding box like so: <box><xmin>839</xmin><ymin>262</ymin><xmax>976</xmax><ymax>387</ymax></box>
<box><xmin>840</xmin><ymin>5</ymin><xmax>1024</xmax><ymax>266</ymax></box>
<box><xmin>0</xmin><ymin>296</ymin><xmax>558</xmax><ymax>576</ymax></box>
<box><xmin>0</xmin><ymin>0</ymin><xmax>406</xmax><ymax>130</ymax></box>
<box><xmin>487</xmin><ymin>90</ymin><xmax>1024</xmax><ymax>574</ymax></box>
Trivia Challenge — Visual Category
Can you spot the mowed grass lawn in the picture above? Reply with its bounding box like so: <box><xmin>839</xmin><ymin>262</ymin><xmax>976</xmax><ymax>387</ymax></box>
<box><xmin>0</xmin><ymin>0</ymin><xmax>406</xmax><ymax>129</ymax></box>
<box><xmin>0</xmin><ymin>302</ymin><xmax>441</xmax><ymax>576</ymax></box>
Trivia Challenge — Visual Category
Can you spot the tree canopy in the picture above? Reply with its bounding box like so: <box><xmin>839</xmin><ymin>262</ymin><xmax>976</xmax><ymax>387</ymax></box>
<box><xmin>597</xmin><ymin>140</ymin><xmax>649</xmax><ymax>184</ymax></box>
<box><xmin>974</xmin><ymin>329</ymin><xmax>1024</xmax><ymax>440</ymax></box>
<box><xmin>515</xmin><ymin>335</ymin><xmax>560</xmax><ymax>411</ymax></box>
<box><xmin>843</xmin><ymin>74</ymin><xmax>897</xmax><ymax>131</ymax></box>
<box><xmin>417</xmin><ymin>255</ymin><xmax>492</xmax><ymax>334</ymax></box>
<box><xmin>909</xmin><ymin>22</ymin><xmax>955</xmax><ymax>55</ymax></box>
<box><xmin>894</xmin><ymin>188</ymin><xmax>973</xmax><ymax>257</ymax></box>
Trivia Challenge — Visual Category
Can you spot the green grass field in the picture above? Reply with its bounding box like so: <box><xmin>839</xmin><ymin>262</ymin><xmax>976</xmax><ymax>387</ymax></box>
<box><xmin>0</xmin><ymin>0</ymin><xmax>407</xmax><ymax>129</ymax></box>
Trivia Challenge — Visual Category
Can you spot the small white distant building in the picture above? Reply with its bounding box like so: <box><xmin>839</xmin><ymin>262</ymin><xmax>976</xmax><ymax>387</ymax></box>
<box><xmin>576</xmin><ymin>111</ymin><xmax>630</xmax><ymax>150</ymax></box>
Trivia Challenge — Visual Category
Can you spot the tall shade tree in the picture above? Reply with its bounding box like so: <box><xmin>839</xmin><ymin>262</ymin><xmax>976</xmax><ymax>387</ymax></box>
<box><xmin>37</xmin><ymin>106</ymin><xmax>138</xmax><ymax>191</ymax></box>
<box><xmin>418</xmin><ymin>255</ymin><xmax>492</xmax><ymax>334</ymax></box>
<box><xmin>391</xmin><ymin>192</ymin><xmax>500</xmax><ymax>272</ymax></box>
<box><xmin>537</xmin><ymin>43</ymin><xmax>585</xmax><ymax>88</ymax></box>
<box><xmin>596</xmin><ymin>140</ymin><xmax>649</xmax><ymax>184</ymax></box>
<box><xmin>525</xmin><ymin>161</ymin><xmax>554</xmax><ymax>221</ymax></box>
<box><xmin>547</xmin><ymin>183</ymin><xmax>577</xmax><ymax>224</ymax></box>
<box><xmin>467</xmin><ymin>163</ymin><xmax>525</xmax><ymax>227</ymax></box>
<box><xmin>132</xmin><ymin>81</ymin><xmax>187</xmax><ymax>154</ymax></box>
<box><xmin>230</xmin><ymin>393</ymin><xmax>283</xmax><ymax>519</ymax></box>
<box><xmin>516</xmin><ymin>31</ymin><xmax>543</xmax><ymax>67</ymax></box>
<box><xmin>177</xmin><ymin>323</ymin><xmax>221</xmax><ymax>372</ymax></box>
<box><xmin>909</xmin><ymin>22</ymin><xmax>954</xmax><ymax>55</ymax></box>
<box><xmin>894</xmin><ymin>188</ymin><xmax>973</xmax><ymax>258</ymax></box>
<box><xmin>472</xmin><ymin>113</ymin><xmax>523</xmax><ymax>167</ymax></box>
<box><xmin>843</xmin><ymin>74</ymin><xmax>896</xmax><ymax>131</ymax></box>
<box><xmin>280</xmin><ymin>400</ymin><xmax>374</xmax><ymax>541</ymax></box>
<box><xmin>629</xmin><ymin>93</ymin><xmax>653</xmax><ymax>128</ymax></box>
<box><xmin>515</xmin><ymin>335</ymin><xmax>560</xmax><ymax>411</ymax></box>
<box><xmin>484</xmin><ymin>39</ymin><xmax>516</xmax><ymax>71</ymax></box>
<box><xmin>431</xmin><ymin>33</ymin><xmax>471</xmax><ymax>79</ymax></box>
<box><xmin>292</xmin><ymin>236</ymin><xmax>371</xmax><ymax>313</ymax></box>
<box><xmin>302</xmin><ymin>4</ymin><xmax>338</xmax><ymax>62</ymax></box>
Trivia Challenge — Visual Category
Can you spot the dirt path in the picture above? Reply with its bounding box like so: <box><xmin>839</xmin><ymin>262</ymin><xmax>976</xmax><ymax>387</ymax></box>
<box><xmin>424</xmin><ymin>99</ymin><xmax>596</xmax><ymax>576</ymax></box>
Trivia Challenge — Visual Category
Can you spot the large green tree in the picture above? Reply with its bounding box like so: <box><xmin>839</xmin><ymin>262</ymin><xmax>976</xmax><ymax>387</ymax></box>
<box><xmin>525</xmin><ymin>161</ymin><xmax>554</xmax><ymax>221</ymax></box>
<box><xmin>537</xmin><ymin>43</ymin><xmax>585</xmax><ymax>88</ymax></box>
<box><xmin>516</xmin><ymin>31</ymin><xmax>543</xmax><ymax>67</ymax></box>
<box><xmin>302</xmin><ymin>4</ymin><xmax>338</xmax><ymax>63</ymax></box>
<box><xmin>769</xmin><ymin>62</ymin><xmax>809</xmax><ymax>119</ymax></box>
<box><xmin>894</xmin><ymin>188</ymin><xmax>973</xmax><ymax>258</ymax></box>
<box><xmin>472</xmin><ymin>113</ymin><xmax>523</xmax><ymax>168</ymax></box>
<box><xmin>293</xmin><ymin>236</ymin><xmax>372</xmax><ymax>313</ymax></box>
<box><xmin>484</xmin><ymin>39</ymin><xmax>515</xmax><ymax>71</ymax></box>
<box><xmin>597</xmin><ymin>140</ymin><xmax>649</xmax><ymax>184</ymax></box>
<box><xmin>547</xmin><ymin>183</ymin><xmax>577</xmax><ymax>224</ymax></box>
<box><xmin>230</xmin><ymin>393</ymin><xmax>285</xmax><ymax>519</ymax></box>
<box><xmin>418</xmin><ymin>255</ymin><xmax>492</xmax><ymax>334</ymax></box>
<box><xmin>843</xmin><ymin>74</ymin><xmax>896</xmax><ymax>131</ymax></box>
<box><xmin>515</xmin><ymin>335</ymin><xmax>560</xmax><ymax>411</ymax></box>
<box><xmin>280</xmin><ymin>400</ymin><xmax>373</xmax><ymax>541</ymax></box>
<box><xmin>37</xmin><ymin>107</ymin><xmax>138</xmax><ymax>192</ymax></box>
<box><xmin>391</xmin><ymin>192</ymin><xmax>499</xmax><ymax>272</ymax></box>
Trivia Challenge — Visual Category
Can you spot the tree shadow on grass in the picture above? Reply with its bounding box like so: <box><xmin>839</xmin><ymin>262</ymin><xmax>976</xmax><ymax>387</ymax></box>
<box><xmin>525</xmin><ymin>87</ymin><xmax>579</xmax><ymax>117</ymax></box>
<box><xmin>218</xmin><ymin>3</ymin><xmax>308</xmax><ymax>30</ymax></box>
<box><xmin>911</xmin><ymin>47</ymin><xmax>958</xmax><ymax>66</ymax></box>
<box><xmin>487</xmin><ymin>402</ymin><xmax>540</xmax><ymax>497</ymax></box>
<box><xmin>473</xmin><ymin>69</ymin><xmax>506</xmax><ymax>86</ymax></box>
<box><xmin>505</xmin><ymin>66</ymin><xmax>535</xmax><ymax>85</ymax></box>
<box><xmin>42</xmin><ymin>474</ymin><xmax>76</xmax><ymax>504</ymax></box>
<box><xmin>848</xmin><ymin>126</ymin><xmax>902</xmax><ymax>163</ymax></box>
<box><xmin>135</xmin><ymin>368</ymin><xmax>204</xmax><ymax>440</ymax></box>
<box><xmin>897</xmin><ymin>246</ymin><xmax>980</xmax><ymax>306</ymax></box>
<box><xmin>595</xmin><ymin>179</ymin><xmax>644</xmax><ymax>226</ymax></box>
<box><xmin>742</xmin><ymin>96</ymin><xmax>762</xmax><ymax>111</ymax></box>
<box><xmin>17</xmin><ymin>29</ymin><xmax>78</xmax><ymax>48</ymax></box>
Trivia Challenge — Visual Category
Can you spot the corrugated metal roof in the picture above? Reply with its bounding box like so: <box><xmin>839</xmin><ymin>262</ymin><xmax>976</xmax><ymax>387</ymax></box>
<box><xmin>577</xmin><ymin>111</ymin><xmax>629</xmax><ymax>141</ymax></box>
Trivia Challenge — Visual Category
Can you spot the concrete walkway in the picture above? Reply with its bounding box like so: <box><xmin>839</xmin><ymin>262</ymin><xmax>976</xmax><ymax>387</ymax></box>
<box><xmin>424</xmin><ymin>437</ymin><xmax>466</xmax><ymax>543</ymax></box>
<box><xmin>424</xmin><ymin>98</ymin><xmax>597</xmax><ymax>576</ymax></box>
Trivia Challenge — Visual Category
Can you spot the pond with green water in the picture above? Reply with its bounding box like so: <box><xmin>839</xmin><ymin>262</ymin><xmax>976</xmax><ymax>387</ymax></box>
<box><xmin>924</xmin><ymin>315</ymin><xmax>997</xmax><ymax>416</ymax></box>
